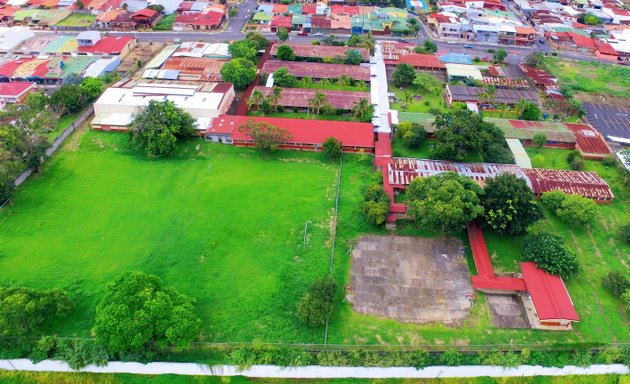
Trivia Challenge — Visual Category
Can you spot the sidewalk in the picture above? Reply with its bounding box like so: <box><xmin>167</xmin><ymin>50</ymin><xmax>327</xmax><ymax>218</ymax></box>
<box><xmin>1</xmin><ymin>360</ymin><xmax>628</xmax><ymax>378</ymax></box>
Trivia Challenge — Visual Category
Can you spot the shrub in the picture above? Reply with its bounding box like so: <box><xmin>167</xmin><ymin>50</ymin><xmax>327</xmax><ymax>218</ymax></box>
<box><xmin>532</xmin><ymin>132</ymin><xmax>547</xmax><ymax>149</ymax></box>
<box><xmin>439</xmin><ymin>349</ymin><xmax>462</xmax><ymax>366</ymax></box>
<box><xmin>541</xmin><ymin>190</ymin><xmax>567</xmax><ymax>211</ymax></box>
<box><xmin>409</xmin><ymin>349</ymin><xmax>431</xmax><ymax>369</ymax></box>
<box><xmin>571</xmin><ymin>349</ymin><xmax>592</xmax><ymax>367</ymax></box>
<box><xmin>29</xmin><ymin>336</ymin><xmax>58</xmax><ymax>363</ymax></box>
<box><xmin>522</xmin><ymin>231</ymin><xmax>579</xmax><ymax>280</ymax></box>
<box><xmin>297</xmin><ymin>276</ymin><xmax>337</xmax><ymax>327</ymax></box>
<box><xmin>363</xmin><ymin>200</ymin><xmax>389</xmax><ymax>225</ymax></box>
<box><xmin>541</xmin><ymin>191</ymin><xmax>598</xmax><ymax>225</ymax></box>
<box><xmin>566</xmin><ymin>150</ymin><xmax>583</xmax><ymax>164</ymax></box>
<box><xmin>395</xmin><ymin>121</ymin><xmax>427</xmax><ymax>149</ymax></box>
<box><xmin>598</xmin><ymin>346</ymin><xmax>624</xmax><ymax>364</ymax></box>
<box><xmin>570</xmin><ymin>157</ymin><xmax>585</xmax><ymax>171</ymax></box>
<box><xmin>322</xmin><ymin>137</ymin><xmax>342</xmax><ymax>160</ymax></box>
<box><xmin>602</xmin><ymin>271</ymin><xmax>630</xmax><ymax>297</ymax></box>
<box><xmin>56</xmin><ymin>339</ymin><xmax>109</xmax><ymax>370</ymax></box>
<box><xmin>481</xmin><ymin>351</ymin><xmax>521</xmax><ymax>367</ymax></box>
<box><xmin>602</xmin><ymin>155</ymin><xmax>617</xmax><ymax>167</ymax></box>
<box><xmin>621</xmin><ymin>223</ymin><xmax>630</xmax><ymax>244</ymax></box>
<box><xmin>623</xmin><ymin>289</ymin><xmax>630</xmax><ymax>307</ymax></box>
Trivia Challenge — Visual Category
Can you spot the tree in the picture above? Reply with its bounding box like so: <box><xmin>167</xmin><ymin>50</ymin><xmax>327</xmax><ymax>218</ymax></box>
<box><xmin>228</xmin><ymin>6</ymin><xmax>237</xmax><ymax>17</ymax></box>
<box><xmin>344</xmin><ymin>49</ymin><xmax>363</xmax><ymax>65</ymax></box>
<box><xmin>220</xmin><ymin>58</ymin><xmax>256</xmax><ymax>90</ymax></box>
<box><xmin>557</xmin><ymin>194</ymin><xmax>598</xmax><ymax>224</ymax></box>
<box><xmin>362</xmin><ymin>182</ymin><xmax>390</xmax><ymax>226</ymax></box>
<box><xmin>395</xmin><ymin>121</ymin><xmax>426</xmax><ymax>149</ymax></box>
<box><xmin>0</xmin><ymin>287</ymin><xmax>73</xmax><ymax>337</ymax></box>
<box><xmin>494</xmin><ymin>48</ymin><xmax>507</xmax><ymax>63</ymax></box>
<box><xmin>532</xmin><ymin>132</ymin><xmax>547</xmax><ymax>149</ymax></box>
<box><xmin>308</xmin><ymin>92</ymin><xmax>327</xmax><ymax>115</ymax></box>
<box><xmin>352</xmin><ymin>98</ymin><xmax>374</xmax><ymax>122</ymax></box>
<box><xmin>407</xmin><ymin>172</ymin><xmax>484</xmax><ymax>234</ymax></box>
<box><xmin>322</xmin><ymin>137</ymin><xmax>342</xmax><ymax>160</ymax></box>
<box><xmin>337</xmin><ymin>74</ymin><xmax>353</xmax><ymax>87</ymax></box>
<box><xmin>602</xmin><ymin>272</ymin><xmax>630</xmax><ymax>297</ymax></box>
<box><xmin>228</xmin><ymin>40</ymin><xmax>257</xmax><ymax>61</ymax></box>
<box><xmin>128</xmin><ymin>100</ymin><xmax>195</xmax><ymax>157</ymax></box>
<box><xmin>75</xmin><ymin>0</ymin><xmax>84</xmax><ymax>9</ymax></box>
<box><xmin>578</xmin><ymin>13</ymin><xmax>601</xmax><ymax>25</ymax></box>
<box><xmin>268</xmin><ymin>86</ymin><xmax>282</xmax><ymax>112</ymax></box>
<box><xmin>0</xmin><ymin>158</ymin><xmax>17</xmax><ymax>204</ymax></box>
<box><xmin>570</xmin><ymin>156</ymin><xmax>584</xmax><ymax>171</ymax></box>
<box><xmin>482</xmin><ymin>174</ymin><xmax>543</xmax><ymax>236</ymax></box>
<box><xmin>247</xmin><ymin>89</ymin><xmax>265</xmax><ymax>111</ymax></box>
<box><xmin>238</xmin><ymin>119</ymin><xmax>292</xmax><ymax>152</ymax></box>
<box><xmin>80</xmin><ymin>77</ymin><xmax>104</xmax><ymax>101</ymax></box>
<box><xmin>392</xmin><ymin>63</ymin><xmax>415</xmax><ymax>88</ymax></box>
<box><xmin>415</xmin><ymin>40</ymin><xmax>437</xmax><ymax>54</ymax></box>
<box><xmin>522</xmin><ymin>231</ymin><xmax>579</xmax><ymax>280</ymax></box>
<box><xmin>245</xmin><ymin>32</ymin><xmax>269</xmax><ymax>51</ymax></box>
<box><xmin>272</xmin><ymin>67</ymin><xmax>297</xmax><ymax>87</ymax></box>
<box><xmin>276</xmin><ymin>27</ymin><xmax>289</xmax><ymax>42</ymax></box>
<box><xmin>413</xmin><ymin>72</ymin><xmax>442</xmax><ymax>94</ymax></box>
<box><xmin>525</xmin><ymin>52</ymin><xmax>545</xmax><ymax>68</ymax></box>
<box><xmin>621</xmin><ymin>222</ymin><xmax>630</xmax><ymax>244</ymax></box>
<box><xmin>25</xmin><ymin>92</ymin><xmax>48</xmax><ymax>110</ymax></box>
<box><xmin>297</xmin><ymin>276</ymin><xmax>337</xmax><ymax>327</ymax></box>
<box><xmin>147</xmin><ymin>3</ymin><xmax>163</xmax><ymax>12</ymax></box>
<box><xmin>49</xmin><ymin>85</ymin><xmax>87</xmax><ymax>115</ymax></box>
<box><xmin>521</xmin><ymin>102</ymin><xmax>542</xmax><ymax>121</ymax></box>
<box><xmin>541</xmin><ymin>190</ymin><xmax>567</xmax><ymax>211</ymax></box>
<box><xmin>276</xmin><ymin>44</ymin><xmax>295</xmax><ymax>61</ymax></box>
<box><xmin>95</xmin><ymin>272</ymin><xmax>201</xmax><ymax>355</ymax></box>
<box><xmin>401</xmin><ymin>89</ymin><xmax>413</xmax><ymax>109</ymax></box>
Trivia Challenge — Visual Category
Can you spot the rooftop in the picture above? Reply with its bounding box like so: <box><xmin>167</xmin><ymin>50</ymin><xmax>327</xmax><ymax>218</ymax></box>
<box><xmin>521</xmin><ymin>262</ymin><xmax>579</xmax><ymax>322</ymax></box>
<box><xmin>261</xmin><ymin>59</ymin><xmax>370</xmax><ymax>81</ymax></box>
<box><xmin>253</xmin><ymin>86</ymin><xmax>370</xmax><ymax>110</ymax></box>
<box><xmin>270</xmin><ymin>43</ymin><xmax>370</xmax><ymax>61</ymax></box>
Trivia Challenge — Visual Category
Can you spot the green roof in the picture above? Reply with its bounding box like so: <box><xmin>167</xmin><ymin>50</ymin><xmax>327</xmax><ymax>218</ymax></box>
<box><xmin>287</xmin><ymin>4</ymin><xmax>302</xmax><ymax>15</ymax></box>
<box><xmin>13</xmin><ymin>10</ymin><xmax>39</xmax><ymax>21</ymax></box>
<box><xmin>252</xmin><ymin>12</ymin><xmax>272</xmax><ymax>21</ymax></box>
<box><xmin>60</xmin><ymin>56</ymin><xmax>99</xmax><ymax>77</ymax></box>
<box><xmin>292</xmin><ymin>14</ymin><xmax>306</xmax><ymax>25</ymax></box>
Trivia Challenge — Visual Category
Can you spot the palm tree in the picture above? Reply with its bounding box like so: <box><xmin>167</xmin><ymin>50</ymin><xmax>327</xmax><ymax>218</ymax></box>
<box><xmin>338</xmin><ymin>74</ymin><xmax>353</xmax><ymax>87</ymax></box>
<box><xmin>401</xmin><ymin>90</ymin><xmax>414</xmax><ymax>109</ymax></box>
<box><xmin>359</xmin><ymin>31</ymin><xmax>376</xmax><ymax>55</ymax></box>
<box><xmin>352</xmin><ymin>98</ymin><xmax>374</xmax><ymax>122</ymax></box>
<box><xmin>498</xmin><ymin>103</ymin><xmax>508</xmax><ymax>118</ymax></box>
<box><xmin>515</xmin><ymin>98</ymin><xmax>529</xmax><ymax>118</ymax></box>
<box><xmin>309</xmin><ymin>92</ymin><xmax>327</xmax><ymax>115</ymax></box>
<box><xmin>247</xmin><ymin>89</ymin><xmax>265</xmax><ymax>111</ymax></box>
<box><xmin>269</xmin><ymin>86</ymin><xmax>282</xmax><ymax>112</ymax></box>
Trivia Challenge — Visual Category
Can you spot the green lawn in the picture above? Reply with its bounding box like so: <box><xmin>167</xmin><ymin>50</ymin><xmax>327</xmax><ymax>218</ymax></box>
<box><xmin>389</xmin><ymin>84</ymin><xmax>448</xmax><ymax>114</ymax></box>
<box><xmin>49</xmin><ymin>112</ymin><xmax>80</xmax><ymax>140</ymax></box>
<box><xmin>154</xmin><ymin>14</ymin><xmax>176</xmax><ymax>31</ymax></box>
<box><xmin>0</xmin><ymin>371</ymin><xmax>628</xmax><ymax>384</ymax></box>
<box><xmin>0</xmin><ymin>131</ymin><xmax>342</xmax><ymax>343</ymax></box>
<box><xmin>56</xmin><ymin>13</ymin><xmax>96</xmax><ymax>27</ymax></box>
<box><xmin>543</xmin><ymin>58</ymin><xmax>630</xmax><ymax>99</ymax></box>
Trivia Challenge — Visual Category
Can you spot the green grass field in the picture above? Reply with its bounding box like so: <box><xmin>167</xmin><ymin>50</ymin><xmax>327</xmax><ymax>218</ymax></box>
<box><xmin>390</xmin><ymin>85</ymin><xmax>448</xmax><ymax>114</ymax></box>
<box><xmin>55</xmin><ymin>14</ymin><xmax>96</xmax><ymax>27</ymax></box>
<box><xmin>543</xmin><ymin>58</ymin><xmax>630</xmax><ymax>99</ymax></box>
<box><xmin>0</xmin><ymin>131</ymin><xmax>342</xmax><ymax>342</ymax></box>
<box><xmin>0</xmin><ymin>371</ymin><xmax>628</xmax><ymax>384</ymax></box>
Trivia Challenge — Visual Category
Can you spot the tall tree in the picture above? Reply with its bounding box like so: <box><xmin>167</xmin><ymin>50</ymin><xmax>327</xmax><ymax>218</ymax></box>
<box><xmin>228</xmin><ymin>40</ymin><xmax>257</xmax><ymax>61</ymax></box>
<box><xmin>220</xmin><ymin>58</ymin><xmax>256</xmax><ymax>90</ymax></box>
<box><xmin>272</xmin><ymin>67</ymin><xmax>297</xmax><ymax>87</ymax></box>
<box><xmin>128</xmin><ymin>100</ymin><xmax>195</xmax><ymax>157</ymax></box>
<box><xmin>407</xmin><ymin>172</ymin><xmax>484</xmax><ymax>234</ymax></box>
<box><xmin>344</xmin><ymin>49</ymin><xmax>364</xmax><ymax>65</ymax></box>
<box><xmin>392</xmin><ymin>63</ymin><xmax>416</xmax><ymax>88</ymax></box>
<box><xmin>308</xmin><ymin>92</ymin><xmax>327</xmax><ymax>115</ymax></box>
<box><xmin>482</xmin><ymin>174</ymin><xmax>543</xmax><ymax>235</ymax></box>
<box><xmin>395</xmin><ymin>121</ymin><xmax>426</xmax><ymax>148</ymax></box>
<box><xmin>49</xmin><ymin>85</ymin><xmax>87</xmax><ymax>116</ymax></box>
<box><xmin>412</xmin><ymin>72</ymin><xmax>442</xmax><ymax>94</ymax></box>
<box><xmin>247</xmin><ymin>89</ymin><xmax>265</xmax><ymax>111</ymax></box>
<box><xmin>95</xmin><ymin>272</ymin><xmax>201</xmax><ymax>355</ymax></box>
<box><xmin>521</xmin><ymin>101</ymin><xmax>542</xmax><ymax>121</ymax></box>
<box><xmin>269</xmin><ymin>86</ymin><xmax>282</xmax><ymax>112</ymax></box>
<box><xmin>80</xmin><ymin>77</ymin><xmax>104</xmax><ymax>101</ymax></box>
<box><xmin>351</xmin><ymin>98</ymin><xmax>374</xmax><ymax>122</ymax></box>
<box><xmin>276</xmin><ymin>44</ymin><xmax>295</xmax><ymax>61</ymax></box>
<box><xmin>245</xmin><ymin>32</ymin><xmax>269</xmax><ymax>51</ymax></box>
<box><xmin>238</xmin><ymin>119</ymin><xmax>292</xmax><ymax>152</ymax></box>
<box><xmin>276</xmin><ymin>27</ymin><xmax>289</xmax><ymax>42</ymax></box>
<box><xmin>0</xmin><ymin>287</ymin><xmax>73</xmax><ymax>337</ymax></box>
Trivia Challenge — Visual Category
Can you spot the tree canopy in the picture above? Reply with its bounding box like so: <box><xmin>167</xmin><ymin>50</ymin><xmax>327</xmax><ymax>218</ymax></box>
<box><xmin>95</xmin><ymin>271</ymin><xmax>201</xmax><ymax>356</ymax></box>
<box><xmin>79</xmin><ymin>77</ymin><xmax>104</xmax><ymax>101</ymax></box>
<box><xmin>395</xmin><ymin>121</ymin><xmax>427</xmax><ymax>149</ymax></box>
<box><xmin>227</xmin><ymin>40</ymin><xmax>257</xmax><ymax>61</ymax></box>
<box><xmin>0</xmin><ymin>287</ymin><xmax>73</xmax><ymax>337</ymax></box>
<box><xmin>128</xmin><ymin>100</ymin><xmax>196</xmax><ymax>157</ymax></box>
<box><xmin>407</xmin><ymin>172</ymin><xmax>484</xmax><ymax>234</ymax></box>
<box><xmin>392</xmin><ymin>63</ymin><xmax>415</xmax><ymax>88</ymax></box>
<box><xmin>344</xmin><ymin>49</ymin><xmax>364</xmax><ymax>65</ymax></box>
<box><xmin>432</xmin><ymin>109</ymin><xmax>513</xmax><ymax>163</ymax></box>
<box><xmin>413</xmin><ymin>72</ymin><xmax>442</xmax><ymax>94</ymax></box>
<box><xmin>238</xmin><ymin>119</ymin><xmax>292</xmax><ymax>152</ymax></box>
<box><xmin>220</xmin><ymin>58</ymin><xmax>257</xmax><ymax>90</ymax></box>
<box><xmin>532</xmin><ymin>132</ymin><xmax>547</xmax><ymax>149</ymax></box>
<box><xmin>297</xmin><ymin>277</ymin><xmax>337</xmax><ymax>327</ymax></box>
<box><xmin>276</xmin><ymin>44</ymin><xmax>295</xmax><ymax>61</ymax></box>
<box><xmin>482</xmin><ymin>174</ymin><xmax>543</xmax><ymax>235</ymax></box>
<box><xmin>49</xmin><ymin>84</ymin><xmax>88</xmax><ymax>115</ymax></box>
<box><xmin>322</xmin><ymin>136</ymin><xmax>342</xmax><ymax>160</ymax></box>
<box><xmin>276</xmin><ymin>27</ymin><xmax>289</xmax><ymax>42</ymax></box>
<box><xmin>363</xmin><ymin>182</ymin><xmax>390</xmax><ymax>226</ymax></box>
<box><xmin>542</xmin><ymin>191</ymin><xmax>598</xmax><ymax>225</ymax></box>
<box><xmin>522</xmin><ymin>231</ymin><xmax>579</xmax><ymax>280</ymax></box>
<box><xmin>520</xmin><ymin>101</ymin><xmax>542</xmax><ymax>121</ymax></box>
<box><xmin>273</xmin><ymin>67</ymin><xmax>298</xmax><ymax>87</ymax></box>
<box><xmin>245</xmin><ymin>32</ymin><xmax>269</xmax><ymax>51</ymax></box>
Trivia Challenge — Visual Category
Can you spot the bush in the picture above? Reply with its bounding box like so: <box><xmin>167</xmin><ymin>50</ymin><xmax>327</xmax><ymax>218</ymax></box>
<box><xmin>598</xmin><ymin>346</ymin><xmax>624</xmax><ymax>364</ymax></box>
<box><xmin>522</xmin><ymin>231</ymin><xmax>579</xmax><ymax>280</ymax></box>
<box><xmin>322</xmin><ymin>137</ymin><xmax>342</xmax><ymax>160</ymax></box>
<box><xmin>29</xmin><ymin>336</ymin><xmax>58</xmax><ymax>363</ymax></box>
<box><xmin>481</xmin><ymin>351</ymin><xmax>521</xmax><ymax>367</ymax></box>
<box><xmin>541</xmin><ymin>190</ymin><xmax>567</xmax><ymax>211</ymax></box>
<box><xmin>602</xmin><ymin>271</ymin><xmax>630</xmax><ymax>297</ymax></box>
<box><xmin>541</xmin><ymin>191</ymin><xmax>598</xmax><ymax>225</ymax></box>
<box><xmin>395</xmin><ymin>121</ymin><xmax>427</xmax><ymax>149</ymax></box>
<box><xmin>623</xmin><ymin>290</ymin><xmax>630</xmax><ymax>307</ymax></box>
<box><xmin>621</xmin><ymin>223</ymin><xmax>630</xmax><ymax>244</ymax></box>
<box><xmin>566</xmin><ymin>150</ymin><xmax>583</xmax><ymax>164</ymax></box>
<box><xmin>570</xmin><ymin>157</ymin><xmax>585</xmax><ymax>171</ymax></box>
<box><xmin>362</xmin><ymin>183</ymin><xmax>390</xmax><ymax>226</ymax></box>
<box><xmin>602</xmin><ymin>155</ymin><xmax>617</xmax><ymax>167</ymax></box>
<box><xmin>56</xmin><ymin>339</ymin><xmax>109</xmax><ymax>370</ymax></box>
<box><xmin>439</xmin><ymin>349</ymin><xmax>462</xmax><ymax>366</ymax></box>
<box><xmin>297</xmin><ymin>277</ymin><xmax>337</xmax><ymax>327</ymax></box>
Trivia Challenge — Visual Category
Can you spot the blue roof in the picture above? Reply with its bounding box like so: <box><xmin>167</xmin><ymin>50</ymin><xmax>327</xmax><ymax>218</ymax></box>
<box><xmin>257</xmin><ymin>4</ymin><xmax>273</xmax><ymax>14</ymax></box>
<box><xmin>439</xmin><ymin>52</ymin><xmax>472</xmax><ymax>65</ymax></box>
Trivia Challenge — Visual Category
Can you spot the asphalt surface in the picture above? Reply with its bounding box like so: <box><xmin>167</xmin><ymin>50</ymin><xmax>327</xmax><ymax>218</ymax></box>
<box><xmin>583</xmin><ymin>103</ymin><xmax>630</xmax><ymax>142</ymax></box>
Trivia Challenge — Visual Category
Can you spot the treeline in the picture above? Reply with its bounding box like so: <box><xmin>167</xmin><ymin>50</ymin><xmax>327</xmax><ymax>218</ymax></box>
<box><xmin>0</xmin><ymin>75</ymin><xmax>113</xmax><ymax>205</ymax></box>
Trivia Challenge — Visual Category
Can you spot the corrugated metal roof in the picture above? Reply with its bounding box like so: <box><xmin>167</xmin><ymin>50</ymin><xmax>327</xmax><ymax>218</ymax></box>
<box><xmin>506</xmin><ymin>138</ymin><xmax>532</xmax><ymax>168</ymax></box>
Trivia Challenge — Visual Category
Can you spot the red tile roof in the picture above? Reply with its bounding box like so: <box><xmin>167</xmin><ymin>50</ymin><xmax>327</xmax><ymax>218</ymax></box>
<box><xmin>521</xmin><ymin>262</ymin><xmax>579</xmax><ymax>322</ymax></box>
<box><xmin>131</xmin><ymin>8</ymin><xmax>157</xmax><ymax>18</ymax></box>
<box><xmin>174</xmin><ymin>11</ymin><xmax>223</xmax><ymax>27</ymax></box>
<box><xmin>0</xmin><ymin>81</ymin><xmax>35</xmax><ymax>97</ymax></box>
<box><xmin>399</xmin><ymin>53</ymin><xmax>445</xmax><ymax>69</ymax></box>
<box><xmin>78</xmin><ymin>36</ymin><xmax>134</xmax><ymax>54</ymax></box>
<box><xmin>595</xmin><ymin>39</ymin><xmax>618</xmax><ymax>56</ymax></box>
<box><xmin>272</xmin><ymin>3</ymin><xmax>288</xmax><ymax>13</ymax></box>
<box><xmin>271</xmin><ymin>15</ymin><xmax>292</xmax><ymax>28</ymax></box>
<box><xmin>253</xmin><ymin>86</ymin><xmax>370</xmax><ymax>110</ymax></box>
<box><xmin>208</xmin><ymin>115</ymin><xmax>374</xmax><ymax>148</ymax></box>
<box><xmin>301</xmin><ymin>5</ymin><xmax>315</xmax><ymax>14</ymax></box>
<box><xmin>0</xmin><ymin>6</ymin><xmax>18</xmax><ymax>18</ymax></box>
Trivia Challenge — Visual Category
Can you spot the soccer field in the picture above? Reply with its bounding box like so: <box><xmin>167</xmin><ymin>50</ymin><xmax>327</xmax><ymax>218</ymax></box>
<box><xmin>0</xmin><ymin>131</ymin><xmax>343</xmax><ymax>342</ymax></box>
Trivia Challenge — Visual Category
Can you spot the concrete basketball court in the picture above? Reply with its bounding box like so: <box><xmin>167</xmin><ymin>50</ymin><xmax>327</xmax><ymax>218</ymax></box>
<box><xmin>346</xmin><ymin>235</ymin><xmax>474</xmax><ymax>326</ymax></box>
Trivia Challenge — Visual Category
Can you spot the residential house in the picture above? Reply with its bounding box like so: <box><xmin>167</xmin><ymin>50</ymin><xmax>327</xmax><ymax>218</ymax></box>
<box><xmin>428</xmin><ymin>12</ymin><xmax>463</xmax><ymax>40</ymax></box>
<box><xmin>173</xmin><ymin>10</ymin><xmax>224</xmax><ymax>31</ymax></box>
<box><xmin>131</xmin><ymin>8</ymin><xmax>162</xmax><ymax>28</ymax></box>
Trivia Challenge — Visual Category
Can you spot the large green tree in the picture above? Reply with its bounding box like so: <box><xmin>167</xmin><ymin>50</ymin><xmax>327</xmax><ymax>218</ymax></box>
<box><xmin>0</xmin><ymin>287</ymin><xmax>73</xmax><ymax>337</ymax></box>
<box><xmin>276</xmin><ymin>27</ymin><xmax>289</xmax><ymax>42</ymax></box>
<box><xmin>392</xmin><ymin>63</ymin><xmax>415</xmax><ymax>88</ymax></box>
<box><xmin>272</xmin><ymin>67</ymin><xmax>297</xmax><ymax>87</ymax></box>
<box><xmin>245</xmin><ymin>32</ymin><xmax>269</xmax><ymax>51</ymax></box>
<box><xmin>362</xmin><ymin>182</ymin><xmax>390</xmax><ymax>226</ymax></box>
<box><xmin>95</xmin><ymin>271</ymin><xmax>201</xmax><ymax>356</ymax></box>
<box><xmin>128</xmin><ymin>100</ymin><xmax>195</xmax><ymax>157</ymax></box>
<box><xmin>395</xmin><ymin>121</ymin><xmax>426</xmax><ymax>149</ymax></box>
<box><xmin>407</xmin><ymin>172</ymin><xmax>484</xmax><ymax>234</ymax></box>
<box><xmin>522</xmin><ymin>231</ymin><xmax>580</xmax><ymax>280</ymax></box>
<box><xmin>344</xmin><ymin>49</ymin><xmax>364</xmax><ymax>65</ymax></box>
<box><xmin>520</xmin><ymin>101</ymin><xmax>542</xmax><ymax>121</ymax></box>
<box><xmin>238</xmin><ymin>119</ymin><xmax>292</xmax><ymax>152</ymax></box>
<box><xmin>80</xmin><ymin>77</ymin><xmax>104</xmax><ymax>101</ymax></box>
<box><xmin>228</xmin><ymin>40</ymin><xmax>257</xmax><ymax>61</ymax></box>
<box><xmin>352</xmin><ymin>98</ymin><xmax>374</xmax><ymax>122</ymax></box>
<box><xmin>276</xmin><ymin>44</ymin><xmax>295</xmax><ymax>61</ymax></box>
<box><xmin>413</xmin><ymin>72</ymin><xmax>442</xmax><ymax>94</ymax></box>
<box><xmin>482</xmin><ymin>174</ymin><xmax>543</xmax><ymax>235</ymax></box>
<box><xmin>220</xmin><ymin>58</ymin><xmax>257</xmax><ymax>90</ymax></box>
<box><xmin>49</xmin><ymin>85</ymin><xmax>87</xmax><ymax>115</ymax></box>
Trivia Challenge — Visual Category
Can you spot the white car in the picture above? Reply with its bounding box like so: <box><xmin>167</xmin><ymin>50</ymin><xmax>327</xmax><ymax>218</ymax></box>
<box><xmin>313</xmin><ymin>32</ymin><xmax>323</xmax><ymax>37</ymax></box>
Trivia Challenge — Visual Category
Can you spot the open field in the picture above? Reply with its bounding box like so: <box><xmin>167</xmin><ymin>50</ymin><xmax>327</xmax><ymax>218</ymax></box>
<box><xmin>154</xmin><ymin>14</ymin><xmax>176</xmax><ymax>30</ymax></box>
<box><xmin>56</xmin><ymin>14</ymin><xmax>96</xmax><ymax>27</ymax></box>
<box><xmin>543</xmin><ymin>58</ymin><xmax>630</xmax><ymax>100</ymax></box>
<box><xmin>0</xmin><ymin>131</ymin><xmax>340</xmax><ymax>342</ymax></box>
<box><xmin>0</xmin><ymin>371</ymin><xmax>628</xmax><ymax>384</ymax></box>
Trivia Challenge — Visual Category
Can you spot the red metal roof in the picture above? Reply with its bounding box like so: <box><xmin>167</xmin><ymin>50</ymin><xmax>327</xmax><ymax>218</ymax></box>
<box><xmin>399</xmin><ymin>53</ymin><xmax>445</xmax><ymax>69</ymax></box>
<box><xmin>595</xmin><ymin>40</ymin><xmax>618</xmax><ymax>56</ymax></box>
<box><xmin>301</xmin><ymin>5</ymin><xmax>315</xmax><ymax>14</ymax></box>
<box><xmin>0</xmin><ymin>58</ymin><xmax>34</xmax><ymax>77</ymax></box>
<box><xmin>262</xmin><ymin>60</ymin><xmax>370</xmax><ymax>81</ymax></box>
<box><xmin>78</xmin><ymin>36</ymin><xmax>134</xmax><ymax>54</ymax></box>
<box><xmin>0</xmin><ymin>81</ymin><xmax>35</xmax><ymax>97</ymax></box>
<box><xmin>523</xmin><ymin>168</ymin><xmax>614</xmax><ymax>201</ymax></box>
<box><xmin>521</xmin><ymin>262</ymin><xmax>579</xmax><ymax>322</ymax></box>
<box><xmin>331</xmin><ymin>4</ymin><xmax>359</xmax><ymax>15</ymax></box>
<box><xmin>208</xmin><ymin>115</ymin><xmax>374</xmax><ymax>148</ymax></box>
<box><xmin>271</xmin><ymin>15</ymin><xmax>292</xmax><ymax>28</ymax></box>
<box><xmin>131</xmin><ymin>8</ymin><xmax>157</xmax><ymax>18</ymax></box>
<box><xmin>174</xmin><ymin>11</ymin><xmax>223</xmax><ymax>27</ymax></box>
<box><xmin>253</xmin><ymin>86</ymin><xmax>369</xmax><ymax>110</ymax></box>
<box><xmin>565</xmin><ymin>123</ymin><xmax>611</xmax><ymax>156</ymax></box>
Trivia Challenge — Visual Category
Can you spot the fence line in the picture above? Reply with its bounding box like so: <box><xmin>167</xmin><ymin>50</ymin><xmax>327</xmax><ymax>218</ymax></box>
<box><xmin>13</xmin><ymin>107</ymin><xmax>94</xmax><ymax>188</ymax></box>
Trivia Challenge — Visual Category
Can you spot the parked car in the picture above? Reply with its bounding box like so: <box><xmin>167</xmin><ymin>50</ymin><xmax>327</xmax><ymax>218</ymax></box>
<box><xmin>313</xmin><ymin>32</ymin><xmax>323</xmax><ymax>36</ymax></box>
<box><xmin>463</xmin><ymin>44</ymin><xmax>473</xmax><ymax>48</ymax></box>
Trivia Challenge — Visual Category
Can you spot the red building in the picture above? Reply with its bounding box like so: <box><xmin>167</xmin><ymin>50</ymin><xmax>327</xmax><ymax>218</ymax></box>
<box><xmin>130</xmin><ymin>9</ymin><xmax>162</xmax><ymax>29</ymax></box>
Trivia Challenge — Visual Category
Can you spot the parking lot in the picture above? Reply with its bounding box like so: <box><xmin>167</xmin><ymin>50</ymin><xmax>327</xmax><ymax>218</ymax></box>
<box><xmin>583</xmin><ymin>103</ymin><xmax>630</xmax><ymax>143</ymax></box>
